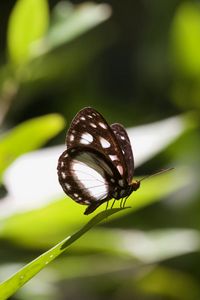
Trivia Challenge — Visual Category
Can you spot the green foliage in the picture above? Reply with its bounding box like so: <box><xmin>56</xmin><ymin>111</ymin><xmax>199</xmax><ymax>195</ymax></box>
<box><xmin>171</xmin><ymin>2</ymin><xmax>200</xmax><ymax>77</ymax></box>
<box><xmin>39</xmin><ymin>2</ymin><xmax>112</xmax><ymax>54</ymax></box>
<box><xmin>0</xmin><ymin>169</ymin><xmax>183</xmax><ymax>249</ymax></box>
<box><xmin>170</xmin><ymin>2</ymin><xmax>200</xmax><ymax>110</ymax></box>
<box><xmin>6</xmin><ymin>0</ymin><xmax>111</xmax><ymax>66</ymax></box>
<box><xmin>0</xmin><ymin>114</ymin><xmax>65</xmax><ymax>180</ymax></box>
<box><xmin>0</xmin><ymin>1</ymin><xmax>200</xmax><ymax>299</ymax></box>
<box><xmin>0</xmin><ymin>208</ymin><xmax>125</xmax><ymax>299</ymax></box>
<box><xmin>136</xmin><ymin>266</ymin><xmax>200</xmax><ymax>300</ymax></box>
<box><xmin>7</xmin><ymin>0</ymin><xmax>49</xmax><ymax>64</ymax></box>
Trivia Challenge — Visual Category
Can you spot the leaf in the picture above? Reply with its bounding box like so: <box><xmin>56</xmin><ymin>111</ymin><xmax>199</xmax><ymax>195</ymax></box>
<box><xmin>136</xmin><ymin>266</ymin><xmax>200</xmax><ymax>300</ymax></box>
<box><xmin>34</xmin><ymin>2</ymin><xmax>111</xmax><ymax>55</ymax></box>
<box><xmin>1</xmin><ymin>227</ymin><xmax>198</xmax><ymax>299</ymax></box>
<box><xmin>0</xmin><ymin>208</ymin><xmax>126</xmax><ymax>299</ymax></box>
<box><xmin>0</xmin><ymin>114</ymin><xmax>65</xmax><ymax>180</ymax></box>
<box><xmin>7</xmin><ymin>0</ymin><xmax>49</xmax><ymax>64</ymax></box>
<box><xmin>42</xmin><ymin>228</ymin><xmax>200</xmax><ymax>280</ymax></box>
<box><xmin>0</xmin><ymin>168</ymin><xmax>186</xmax><ymax>249</ymax></box>
<box><xmin>170</xmin><ymin>2</ymin><xmax>200</xmax><ymax>76</ymax></box>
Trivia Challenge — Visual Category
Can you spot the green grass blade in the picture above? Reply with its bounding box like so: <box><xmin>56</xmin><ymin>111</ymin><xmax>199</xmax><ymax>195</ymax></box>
<box><xmin>0</xmin><ymin>208</ymin><xmax>126</xmax><ymax>299</ymax></box>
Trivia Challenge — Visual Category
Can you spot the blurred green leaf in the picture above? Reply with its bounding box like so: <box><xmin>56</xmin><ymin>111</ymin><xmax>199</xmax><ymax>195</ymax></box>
<box><xmin>25</xmin><ymin>30</ymin><xmax>112</xmax><ymax>86</ymax></box>
<box><xmin>135</xmin><ymin>266</ymin><xmax>200</xmax><ymax>300</ymax></box>
<box><xmin>0</xmin><ymin>168</ymin><xmax>186</xmax><ymax>249</ymax></box>
<box><xmin>34</xmin><ymin>1</ymin><xmax>111</xmax><ymax>55</ymax></box>
<box><xmin>0</xmin><ymin>114</ymin><xmax>65</xmax><ymax>180</ymax></box>
<box><xmin>40</xmin><ymin>227</ymin><xmax>200</xmax><ymax>280</ymax></box>
<box><xmin>0</xmin><ymin>208</ymin><xmax>125</xmax><ymax>299</ymax></box>
<box><xmin>171</xmin><ymin>2</ymin><xmax>200</xmax><ymax>77</ymax></box>
<box><xmin>2</xmin><ymin>227</ymin><xmax>198</xmax><ymax>299</ymax></box>
<box><xmin>7</xmin><ymin>0</ymin><xmax>49</xmax><ymax>64</ymax></box>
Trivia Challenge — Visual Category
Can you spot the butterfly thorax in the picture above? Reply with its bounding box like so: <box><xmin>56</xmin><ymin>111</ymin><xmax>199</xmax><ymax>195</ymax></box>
<box><xmin>112</xmin><ymin>179</ymin><xmax>140</xmax><ymax>200</ymax></box>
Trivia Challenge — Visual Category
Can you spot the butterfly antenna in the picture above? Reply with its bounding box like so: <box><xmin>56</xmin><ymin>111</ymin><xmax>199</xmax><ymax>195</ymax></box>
<box><xmin>139</xmin><ymin>167</ymin><xmax>174</xmax><ymax>182</ymax></box>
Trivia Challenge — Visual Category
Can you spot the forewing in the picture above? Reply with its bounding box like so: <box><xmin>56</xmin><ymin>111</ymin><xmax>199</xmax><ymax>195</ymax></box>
<box><xmin>66</xmin><ymin>107</ymin><xmax>128</xmax><ymax>179</ymax></box>
<box><xmin>57</xmin><ymin>147</ymin><xmax>122</xmax><ymax>205</ymax></box>
<box><xmin>111</xmin><ymin>123</ymin><xmax>134</xmax><ymax>183</ymax></box>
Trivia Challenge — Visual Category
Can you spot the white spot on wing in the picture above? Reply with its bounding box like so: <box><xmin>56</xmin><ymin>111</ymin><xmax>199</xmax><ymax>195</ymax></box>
<box><xmin>100</xmin><ymin>137</ymin><xmax>110</xmax><ymax>148</ymax></box>
<box><xmin>118</xmin><ymin>179</ymin><xmax>124</xmax><ymax>187</ymax></box>
<box><xmin>65</xmin><ymin>183</ymin><xmax>71</xmax><ymax>190</ymax></box>
<box><xmin>84</xmin><ymin>200</ymin><xmax>91</xmax><ymax>204</ymax></box>
<box><xmin>99</xmin><ymin>122</ymin><xmax>107</xmax><ymax>129</ymax></box>
<box><xmin>69</xmin><ymin>134</ymin><xmax>74</xmax><ymax>142</ymax></box>
<box><xmin>121</xmin><ymin>135</ymin><xmax>125</xmax><ymax>140</ymax></box>
<box><xmin>80</xmin><ymin>133</ymin><xmax>93</xmax><ymax>144</ymax></box>
<box><xmin>61</xmin><ymin>172</ymin><xmax>66</xmax><ymax>179</ymax></box>
<box><xmin>81</xmin><ymin>116</ymin><xmax>86</xmax><ymax>120</ymax></box>
<box><xmin>109</xmin><ymin>155</ymin><xmax>118</xmax><ymax>161</ymax></box>
<box><xmin>90</xmin><ymin>123</ymin><xmax>97</xmax><ymax>128</ymax></box>
<box><xmin>117</xmin><ymin>164</ymin><xmax>123</xmax><ymax>175</ymax></box>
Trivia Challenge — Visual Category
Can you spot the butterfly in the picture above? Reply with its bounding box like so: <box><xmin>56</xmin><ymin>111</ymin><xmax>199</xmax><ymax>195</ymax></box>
<box><xmin>57</xmin><ymin>107</ymin><xmax>142</xmax><ymax>215</ymax></box>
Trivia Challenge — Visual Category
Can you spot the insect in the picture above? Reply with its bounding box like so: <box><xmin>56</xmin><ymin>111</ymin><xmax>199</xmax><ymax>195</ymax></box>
<box><xmin>57</xmin><ymin>107</ymin><xmax>172</xmax><ymax>215</ymax></box>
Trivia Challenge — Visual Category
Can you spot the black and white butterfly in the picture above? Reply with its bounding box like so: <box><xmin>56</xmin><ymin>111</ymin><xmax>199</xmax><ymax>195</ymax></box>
<box><xmin>57</xmin><ymin>107</ymin><xmax>140</xmax><ymax>215</ymax></box>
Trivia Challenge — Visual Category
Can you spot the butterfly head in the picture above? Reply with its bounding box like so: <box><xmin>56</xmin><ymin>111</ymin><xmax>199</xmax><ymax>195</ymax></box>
<box><xmin>131</xmin><ymin>179</ymin><xmax>140</xmax><ymax>191</ymax></box>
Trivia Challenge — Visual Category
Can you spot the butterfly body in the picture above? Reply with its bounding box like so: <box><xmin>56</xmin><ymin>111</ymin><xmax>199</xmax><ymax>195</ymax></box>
<box><xmin>57</xmin><ymin>107</ymin><xmax>140</xmax><ymax>214</ymax></box>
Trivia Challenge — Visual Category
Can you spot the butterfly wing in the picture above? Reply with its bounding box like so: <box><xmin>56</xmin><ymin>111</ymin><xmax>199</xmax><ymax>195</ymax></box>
<box><xmin>57</xmin><ymin>146</ymin><xmax>122</xmax><ymax>214</ymax></box>
<box><xmin>111</xmin><ymin>123</ymin><xmax>134</xmax><ymax>183</ymax></box>
<box><xmin>65</xmin><ymin>107</ymin><xmax>128</xmax><ymax>179</ymax></box>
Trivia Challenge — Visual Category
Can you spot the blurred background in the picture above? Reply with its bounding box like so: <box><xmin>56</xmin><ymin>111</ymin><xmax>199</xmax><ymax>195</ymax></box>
<box><xmin>0</xmin><ymin>0</ymin><xmax>200</xmax><ymax>299</ymax></box>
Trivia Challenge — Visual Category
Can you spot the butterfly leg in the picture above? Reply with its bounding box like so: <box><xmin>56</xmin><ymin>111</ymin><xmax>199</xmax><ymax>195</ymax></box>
<box><xmin>111</xmin><ymin>199</ymin><xmax>116</xmax><ymax>209</ymax></box>
<box><xmin>120</xmin><ymin>198</ymin><xmax>124</xmax><ymax>208</ymax></box>
<box><xmin>122</xmin><ymin>196</ymin><xmax>129</xmax><ymax>208</ymax></box>
<box><xmin>106</xmin><ymin>201</ymin><xmax>109</xmax><ymax>211</ymax></box>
